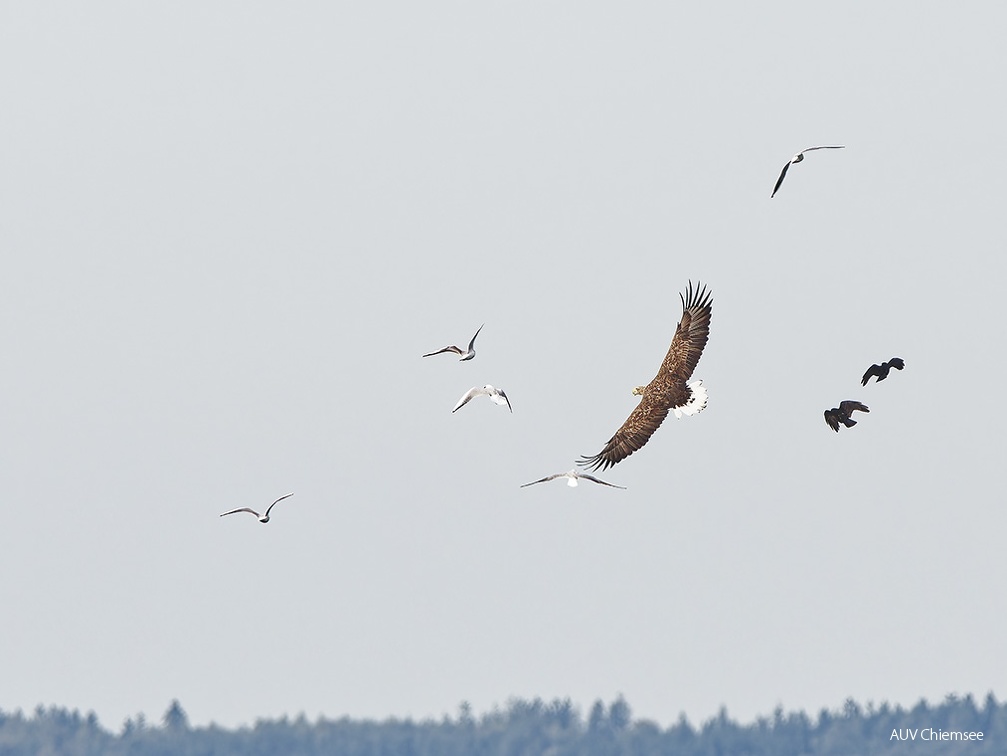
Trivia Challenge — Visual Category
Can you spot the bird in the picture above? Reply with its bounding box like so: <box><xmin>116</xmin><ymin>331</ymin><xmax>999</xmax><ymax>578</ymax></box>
<box><xmin>578</xmin><ymin>280</ymin><xmax>712</xmax><ymax>471</ymax></box>
<box><xmin>824</xmin><ymin>401</ymin><xmax>869</xmax><ymax>432</ymax></box>
<box><xmin>422</xmin><ymin>324</ymin><xmax>484</xmax><ymax>361</ymax></box>
<box><xmin>452</xmin><ymin>385</ymin><xmax>512</xmax><ymax>413</ymax></box>
<box><xmin>520</xmin><ymin>468</ymin><xmax>626</xmax><ymax>489</ymax></box>
<box><xmin>771</xmin><ymin>145</ymin><xmax>845</xmax><ymax>198</ymax></box>
<box><xmin>219</xmin><ymin>493</ymin><xmax>293</xmax><ymax>523</ymax></box>
<box><xmin>861</xmin><ymin>357</ymin><xmax>905</xmax><ymax>386</ymax></box>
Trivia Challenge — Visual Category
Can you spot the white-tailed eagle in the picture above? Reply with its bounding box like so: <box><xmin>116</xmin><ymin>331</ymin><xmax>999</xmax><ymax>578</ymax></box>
<box><xmin>578</xmin><ymin>281</ymin><xmax>712</xmax><ymax>471</ymax></box>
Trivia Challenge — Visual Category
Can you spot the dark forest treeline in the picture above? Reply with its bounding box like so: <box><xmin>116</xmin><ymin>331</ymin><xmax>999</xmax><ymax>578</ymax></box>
<box><xmin>1</xmin><ymin>693</ymin><xmax>1004</xmax><ymax>756</ymax></box>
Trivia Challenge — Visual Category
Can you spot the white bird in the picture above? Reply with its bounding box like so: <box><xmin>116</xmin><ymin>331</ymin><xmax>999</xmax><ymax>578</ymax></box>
<box><xmin>219</xmin><ymin>493</ymin><xmax>293</xmax><ymax>523</ymax></box>
<box><xmin>520</xmin><ymin>469</ymin><xmax>626</xmax><ymax>489</ymax></box>
<box><xmin>423</xmin><ymin>324</ymin><xmax>484</xmax><ymax>361</ymax></box>
<box><xmin>771</xmin><ymin>145</ymin><xmax>845</xmax><ymax>198</ymax></box>
<box><xmin>452</xmin><ymin>384</ymin><xmax>512</xmax><ymax>413</ymax></box>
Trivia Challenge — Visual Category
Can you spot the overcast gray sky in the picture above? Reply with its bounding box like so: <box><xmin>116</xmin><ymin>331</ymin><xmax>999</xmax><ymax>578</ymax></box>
<box><xmin>1</xmin><ymin>0</ymin><xmax>1005</xmax><ymax>732</ymax></box>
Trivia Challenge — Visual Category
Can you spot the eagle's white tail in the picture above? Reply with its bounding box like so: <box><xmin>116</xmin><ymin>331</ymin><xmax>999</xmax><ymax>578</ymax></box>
<box><xmin>673</xmin><ymin>380</ymin><xmax>708</xmax><ymax>419</ymax></box>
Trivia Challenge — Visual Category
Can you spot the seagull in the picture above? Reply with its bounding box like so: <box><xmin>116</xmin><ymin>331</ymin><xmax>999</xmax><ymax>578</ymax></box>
<box><xmin>520</xmin><ymin>468</ymin><xmax>626</xmax><ymax>489</ymax></box>
<box><xmin>219</xmin><ymin>493</ymin><xmax>293</xmax><ymax>523</ymax></box>
<box><xmin>452</xmin><ymin>385</ymin><xmax>512</xmax><ymax>413</ymax></box>
<box><xmin>771</xmin><ymin>145</ymin><xmax>845</xmax><ymax>198</ymax></box>
<box><xmin>861</xmin><ymin>357</ymin><xmax>905</xmax><ymax>386</ymax></box>
<box><xmin>824</xmin><ymin>401</ymin><xmax>869</xmax><ymax>432</ymax></box>
<box><xmin>422</xmin><ymin>324</ymin><xmax>484</xmax><ymax>361</ymax></box>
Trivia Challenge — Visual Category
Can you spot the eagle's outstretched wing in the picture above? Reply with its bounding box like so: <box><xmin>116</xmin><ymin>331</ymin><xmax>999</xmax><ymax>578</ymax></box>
<box><xmin>578</xmin><ymin>281</ymin><xmax>713</xmax><ymax>471</ymax></box>
<box><xmin>578</xmin><ymin>391</ymin><xmax>674</xmax><ymax>471</ymax></box>
<box><xmin>658</xmin><ymin>281</ymin><xmax>713</xmax><ymax>383</ymax></box>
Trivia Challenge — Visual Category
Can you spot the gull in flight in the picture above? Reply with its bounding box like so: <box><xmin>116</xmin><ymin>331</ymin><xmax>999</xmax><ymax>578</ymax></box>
<box><xmin>771</xmin><ymin>145</ymin><xmax>845</xmax><ymax>198</ymax></box>
<box><xmin>520</xmin><ymin>468</ymin><xmax>626</xmax><ymax>489</ymax></box>
<box><xmin>219</xmin><ymin>493</ymin><xmax>293</xmax><ymax>523</ymax></box>
<box><xmin>452</xmin><ymin>385</ymin><xmax>512</xmax><ymax>413</ymax></box>
<box><xmin>423</xmin><ymin>324</ymin><xmax>484</xmax><ymax>361</ymax></box>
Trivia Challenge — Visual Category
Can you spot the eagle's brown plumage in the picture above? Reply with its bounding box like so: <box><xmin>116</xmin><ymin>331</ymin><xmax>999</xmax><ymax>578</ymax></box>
<box><xmin>578</xmin><ymin>281</ymin><xmax>713</xmax><ymax>471</ymax></box>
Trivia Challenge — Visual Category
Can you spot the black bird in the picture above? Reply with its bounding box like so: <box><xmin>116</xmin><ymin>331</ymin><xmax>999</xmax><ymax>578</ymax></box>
<box><xmin>824</xmin><ymin>401</ymin><xmax>869</xmax><ymax>432</ymax></box>
<box><xmin>861</xmin><ymin>357</ymin><xmax>905</xmax><ymax>386</ymax></box>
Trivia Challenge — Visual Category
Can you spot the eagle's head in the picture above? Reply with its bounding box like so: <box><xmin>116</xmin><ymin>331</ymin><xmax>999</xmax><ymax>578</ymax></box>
<box><xmin>632</xmin><ymin>386</ymin><xmax>646</xmax><ymax>396</ymax></box>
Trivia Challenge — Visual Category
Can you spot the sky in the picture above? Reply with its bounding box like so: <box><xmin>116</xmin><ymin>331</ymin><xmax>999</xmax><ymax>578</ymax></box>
<box><xmin>1</xmin><ymin>0</ymin><xmax>1005</xmax><ymax>733</ymax></box>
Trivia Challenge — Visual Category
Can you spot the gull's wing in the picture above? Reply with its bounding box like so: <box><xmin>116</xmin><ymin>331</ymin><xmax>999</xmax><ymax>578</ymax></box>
<box><xmin>773</xmin><ymin>147</ymin><xmax>843</xmax><ymax>196</ymax></box>
<box><xmin>824</xmin><ymin>409</ymin><xmax>841</xmax><ymax>432</ymax></box>
<box><xmin>220</xmin><ymin>507</ymin><xmax>260</xmax><ymax>518</ymax></box>
<box><xmin>579</xmin><ymin>474</ymin><xmax>627</xmax><ymax>489</ymax></box>
<box><xmin>771</xmin><ymin>160</ymin><xmax>792</xmax><ymax>198</ymax></box>
<box><xmin>467</xmin><ymin>324</ymin><xmax>484</xmax><ymax>352</ymax></box>
<box><xmin>861</xmin><ymin>363</ymin><xmax>883</xmax><ymax>386</ymax></box>
<box><xmin>839</xmin><ymin>400</ymin><xmax>869</xmax><ymax>416</ymax></box>
<box><xmin>452</xmin><ymin>386</ymin><xmax>484</xmax><ymax>412</ymax></box>
<box><xmin>520</xmin><ymin>473</ymin><xmax>563</xmax><ymax>488</ymax></box>
<box><xmin>263</xmin><ymin>492</ymin><xmax>294</xmax><ymax>517</ymax></box>
<box><xmin>497</xmin><ymin>389</ymin><xmax>513</xmax><ymax>413</ymax></box>
<box><xmin>423</xmin><ymin>345</ymin><xmax>463</xmax><ymax>358</ymax></box>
